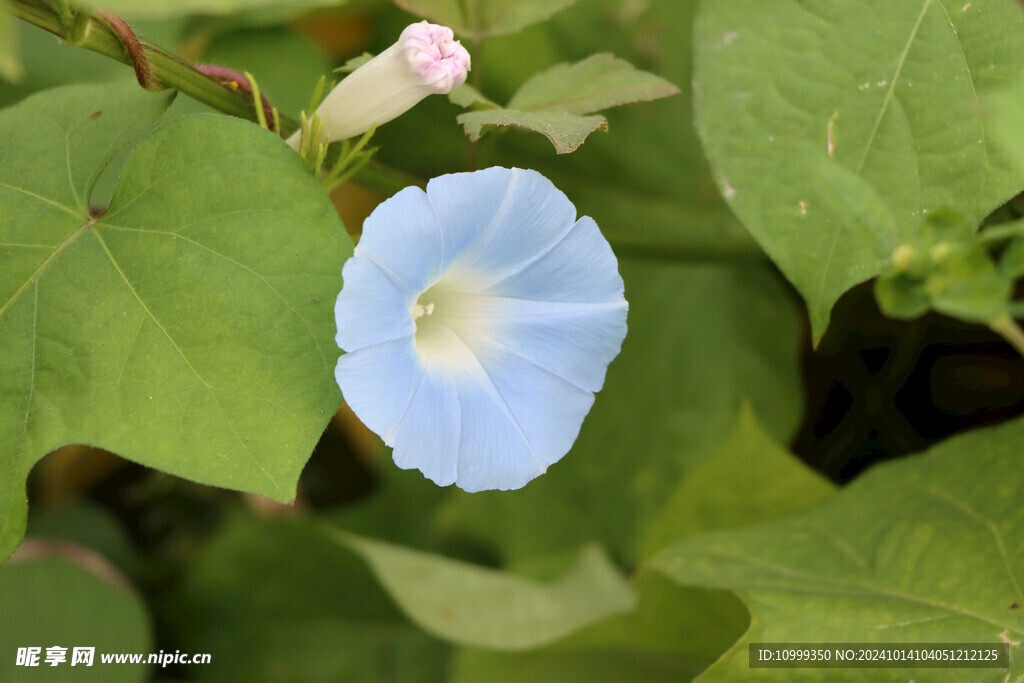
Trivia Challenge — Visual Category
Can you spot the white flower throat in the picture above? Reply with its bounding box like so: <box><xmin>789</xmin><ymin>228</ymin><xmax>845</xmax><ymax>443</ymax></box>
<box><xmin>411</xmin><ymin>302</ymin><xmax>434</xmax><ymax>319</ymax></box>
<box><xmin>411</xmin><ymin>277</ymin><xmax>494</xmax><ymax>368</ymax></box>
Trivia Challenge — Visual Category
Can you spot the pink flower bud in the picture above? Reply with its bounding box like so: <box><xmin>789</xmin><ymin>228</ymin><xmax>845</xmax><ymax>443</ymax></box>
<box><xmin>288</xmin><ymin>21</ymin><xmax>470</xmax><ymax>149</ymax></box>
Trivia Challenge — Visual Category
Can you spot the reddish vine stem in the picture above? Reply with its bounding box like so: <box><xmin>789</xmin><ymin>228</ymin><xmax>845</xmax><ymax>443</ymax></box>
<box><xmin>195</xmin><ymin>65</ymin><xmax>276</xmax><ymax>132</ymax></box>
<box><xmin>94</xmin><ymin>10</ymin><xmax>163</xmax><ymax>92</ymax></box>
<box><xmin>8</xmin><ymin>0</ymin><xmax>424</xmax><ymax>196</ymax></box>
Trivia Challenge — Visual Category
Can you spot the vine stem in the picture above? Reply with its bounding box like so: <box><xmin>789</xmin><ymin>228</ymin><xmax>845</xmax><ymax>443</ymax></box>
<box><xmin>989</xmin><ymin>314</ymin><xmax>1024</xmax><ymax>358</ymax></box>
<box><xmin>9</xmin><ymin>0</ymin><xmax>274</xmax><ymax>126</ymax></box>
<box><xmin>5</xmin><ymin>0</ymin><xmax>421</xmax><ymax>196</ymax></box>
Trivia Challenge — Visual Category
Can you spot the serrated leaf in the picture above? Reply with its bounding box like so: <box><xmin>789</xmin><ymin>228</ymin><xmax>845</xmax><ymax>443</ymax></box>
<box><xmin>652</xmin><ymin>415</ymin><xmax>1024</xmax><ymax>682</ymax></box>
<box><xmin>392</xmin><ymin>0</ymin><xmax>578</xmax><ymax>39</ymax></box>
<box><xmin>335</xmin><ymin>52</ymin><xmax>374</xmax><ymax>74</ymax></box>
<box><xmin>457</xmin><ymin>109</ymin><xmax>607</xmax><ymax>154</ymax></box>
<box><xmin>0</xmin><ymin>82</ymin><xmax>351</xmax><ymax>562</ymax></box>
<box><xmin>507</xmin><ymin>53</ymin><xmax>679</xmax><ymax>115</ymax></box>
<box><xmin>333</xmin><ymin>529</ymin><xmax>636</xmax><ymax>651</ymax></box>
<box><xmin>0</xmin><ymin>553</ymin><xmax>151</xmax><ymax>682</ymax></box>
<box><xmin>373</xmin><ymin>0</ymin><xmax>755</xmax><ymax>255</ymax></box>
<box><xmin>694</xmin><ymin>0</ymin><xmax>1024</xmax><ymax>340</ymax></box>
<box><xmin>457</xmin><ymin>53</ymin><xmax>678</xmax><ymax>153</ymax></box>
<box><xmin>487</xmin><ymin>0</ymin><xmax>756</xmax><ymax>254</ymax></box>
<box><xmin>448</xmin><ymin>83</ymin><xmax>499</xmax><ymax>109</ymax></box>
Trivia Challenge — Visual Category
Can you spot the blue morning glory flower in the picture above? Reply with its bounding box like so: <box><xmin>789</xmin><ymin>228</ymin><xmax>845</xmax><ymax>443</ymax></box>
<box><xmin>334</xmin><ymin>167</ymin><xmax>628</xmax><ymax>492</ymax></box>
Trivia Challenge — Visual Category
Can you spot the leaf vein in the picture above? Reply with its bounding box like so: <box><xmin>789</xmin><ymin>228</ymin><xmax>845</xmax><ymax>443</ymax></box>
<box><xmin>815</xmin><ymin>0</ymin><xmax>934</xmax><ymax>309</ymax></box>
<box><xmin>0</xmin><ymin>181</ymin><xmax>82</xmax><ymax>220</ymax></box>
<box><xmin>99</xmin><ymin>222</ymin><xmax>330</xmax><ymax>373</ymax></box>
<box><xmin>0</xmin><ymin>220</ymin><xmax>92</xmax><ymax>320</ymax></box>
<box><xmin>91</xmin><ymin>230</ymin><xmax>279</xmax><ymax>492</ymax></box>
<box><xmin>675</xmin><ymin>549</ymin><xmax>1022</xmax><ymax>634</ymax></box>
<box><xmin>921</xmin><ymin>487</ymin><xmax>1024</xmax><ymax>604</ymax></box>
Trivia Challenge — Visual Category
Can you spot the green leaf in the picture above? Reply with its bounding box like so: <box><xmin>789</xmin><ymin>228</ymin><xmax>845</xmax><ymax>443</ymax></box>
<box><xmin>78</xmin><ymin>0</ymin><xmax>349</xmax><ymax>20</ymax></box>
<box><xmin>652</xmin><ymin>415</ymin><xmax>1024</xmax><ymax>682</ymax></box>
<box><xmin>373</xmin><ymin>0</ymin><xmax>755</xmax><ymax>255</ymax></box>
<box><xmin>175</xmin><ymin>514</ymin><xmax>631</xmax><ymax>676</ymax></box>
<box><xmin>448</xmin><ymin>406</ymin><xmax>833</xmax><ymax>682</ymax></box>
<box><xmin>171</xmin><ymin>514</ymin><xmax>450</xmax><ymax>683</ymax></box>
<box><xmin>452</xmin><ymin>573</ymin><xmax>747</xmax><ymax>683</ymax></box>
<box><xmin>0</xmin><ymin>4</ymin><xmax>23</xmax><ymax>84</ymax></box>
<box><xmin>507</xmin><ymin>53</ymin><xmax>679</xmax><ymax>115</ymax></box>
<box><xmin>484</xmin><ymin>0</ymin><xmax>757</xmax><ymax>255</ymax></box>
<box><xmin>174</xmin><ymin>26</ymin><xmax>333</xmax><ymax>117</ymax></box>
<box><xmin>27</xmin><ymin>501</ymin><xmax>135</xmax><ymax>572</ymax></box>
<box><xmin>335</xmin><ymin>52</ymin><xmax>375</xmax><ymax>74</ymax></box>
<box><xmin>333</xmin><ymin>529</ymin><xmax>636</xmax><ymax>651</ymax></box>
<box><xmin>0</xmin><ymin>553</ymin><xmax>151</xmax><ymax>682</ymax></box>
<box><xmin>1001</xmin><ymin>238</ymin><xmax>1024</xmax><ymax>279</ymax></box>
<box><xmin>0</xmin><ymin>21</ymin><xmax>126</xmax><ymax>110</ymax></box>
<box><xmin>694</xmin><ymin>0</ymin><xmax>1024</xmax><ymax>340</ymax></box>
<box><xmin>391</xmin><ymin>0</ymin><xmax>578</xmax><ymax>39</ymax></box>
<box><xmin>0</xmin><ymin>82</ymin><xmax>351</xmax><ymax>562</ymax></box>
<box><xmin>987</xmin><ymin>82</ymin><xmax>1024</xmax><ymax>174</ymax></box>
<box><xmin>638</xmin><ymin>404</ymin><xmax>836</xmax><ymax>561</ymax></box>
<box><xmin>457</xmin><ymin>53</ymin><xmax>678</xmax><ymax>154</ymax></box>
<box><xmin>449</xmin><ymin>83</ymin><xmax>499</xmax><ymax>109</ymax></box>
<box><xmin>458</xmin><ymin>109</ymin><xmax>607</xmax><ymax>154</ymax></box>
<box><xmin>798</xmin><ymin>145</ymin><xmax>897</xmax><ymax>259</ymax></box>
<box><xmin>875</xmin><ymin>208</ymin><xmax>1013</xmax><ymax>323</ymax></box>
<box><xmin>322</xmin><ymin>461</ymin><xmax>453</xmax><ymax>553</ymax></box>
<box><xmin>436</xmin><ymin>258</ymin><xmax>804</xmax><ymax>567</ymax></box>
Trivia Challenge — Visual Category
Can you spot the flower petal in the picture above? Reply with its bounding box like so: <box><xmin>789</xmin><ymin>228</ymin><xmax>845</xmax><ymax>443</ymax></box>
<box><xmin>453</xmin><ymin>372</ymin><xmax>547</xmax><ymax>493</ymax></box>
<box><xmin>470</xmin><ymin>302</ymin><xmax>628</xmax><ymax>393</ymax></box>
<box><xmin>356</xmin><ymin>185</ymin><xmax>444</xmax><ymax>292</ymax></box>
<box><xmin>424</xmin><ymin>166</ymin><xmax>512</xmax><ymax>269</ymax></box>
<box><xmin>334</xmin><ymin>256</ymin><xmax>415</xmax><ymax>352</ymax></box>
<box><xmin>426</xmin><ymin>167</ymin><xmax>578</xmax><ymax>282</ymax></box>
<box><xmin>472</xmin><ymin>341</ymin><xmax>596</xmax><ymax>467</ymax></box>
<box><xmin>390</xmin><ymin>366</ymin><xmax>460</xmax><ymax>487</ymax></box>
<box><xmin>335</xmin><ymin>166</ymin><xmax>630</xmax><ymax>493</ymax></box>
<box><xmin>335</xmin><ymin>338</ymin><xmax>422</xmax><ymax>439</ymax></box>
<box><xmin>454</xmin><ymin>169</ymin><xmax>579</xmax><ymax>286</ymax></box>
<box><xmin>483</xmin><ymin>216</ymin><xmax>625</xmax><ymax>304</ymax></box>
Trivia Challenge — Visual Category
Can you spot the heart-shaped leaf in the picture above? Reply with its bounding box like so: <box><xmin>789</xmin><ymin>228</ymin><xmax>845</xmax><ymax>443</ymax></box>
<box><xmin>0</xmin><ymin>81</ymin><xmax>351</xmax><ymax>562</ymax></box>
<box><xmin>652</xmin><ymin>415</ymin><xmax>1024</xmax><ymax>681</ymax></box>
<box><xmin>693</xmin><ymin>0</ymin><xmax>1024</xmax><ymax>339</ymax></box>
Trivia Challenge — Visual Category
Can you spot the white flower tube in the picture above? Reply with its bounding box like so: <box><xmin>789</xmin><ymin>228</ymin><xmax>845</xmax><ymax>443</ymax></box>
<box><xmin>287</xmin><ymin>21</ymin><xmax>470</xmax><ymax>150</ymax></box>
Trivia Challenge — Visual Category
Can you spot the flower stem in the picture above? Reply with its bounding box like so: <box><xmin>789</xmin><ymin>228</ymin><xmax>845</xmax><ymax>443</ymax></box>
<box><xmin>989</xmin><ymin>314</ymin><xmax>1024</xmax><ymax>357</ymax></box>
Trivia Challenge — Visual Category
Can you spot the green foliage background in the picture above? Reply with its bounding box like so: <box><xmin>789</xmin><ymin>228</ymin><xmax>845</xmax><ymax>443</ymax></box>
<box><xmin>2</xmin><ymin>0</ymin><xmax>1024</xmax><ymax>681</ymax></box>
